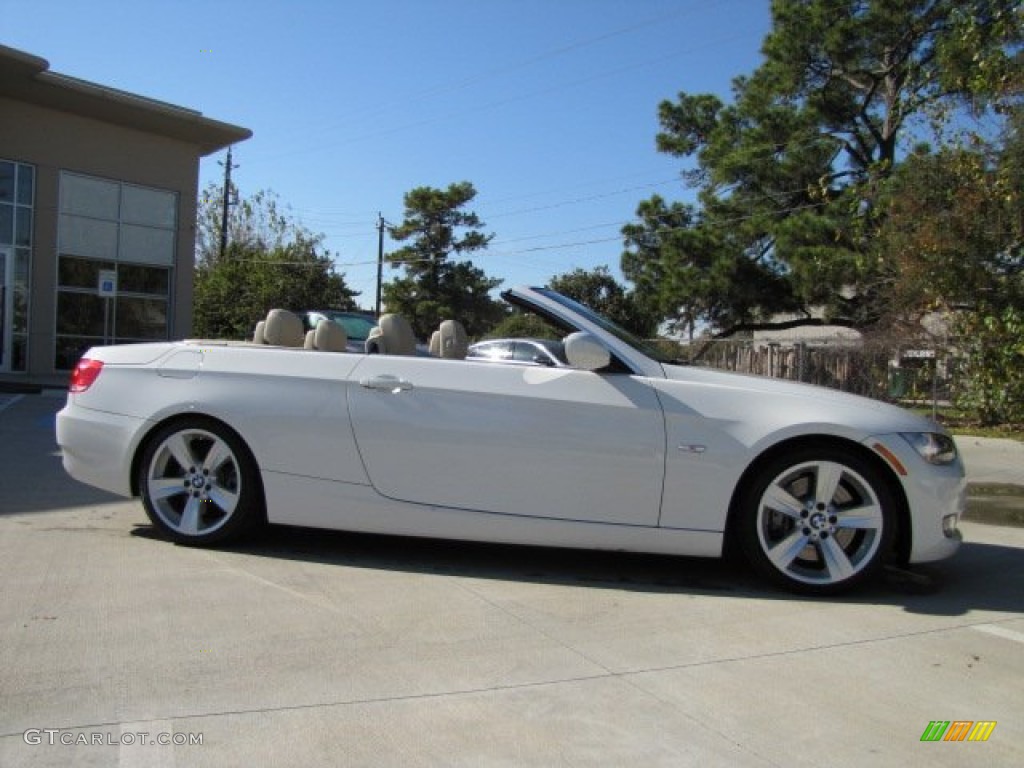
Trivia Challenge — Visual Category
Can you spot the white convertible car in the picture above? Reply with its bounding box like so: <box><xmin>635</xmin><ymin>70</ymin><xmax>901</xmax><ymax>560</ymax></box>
<box><xmin>56</xmin><ymin>286</ymin><xmax>964</xmax><ymax>594</ymax></box>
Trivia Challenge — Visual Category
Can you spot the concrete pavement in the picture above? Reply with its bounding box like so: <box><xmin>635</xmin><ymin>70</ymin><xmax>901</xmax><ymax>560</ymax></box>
<box><xmin>0</xmin><ymin>393</ymin><xmax>1022</xmax><ymax>767</ymax></box>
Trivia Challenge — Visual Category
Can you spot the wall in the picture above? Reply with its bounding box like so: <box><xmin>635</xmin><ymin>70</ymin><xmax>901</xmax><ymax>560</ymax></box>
<box><xmin>0</xmin><ymin>96</ymin><xmax>200</xmax><ymax>382</ymax></box>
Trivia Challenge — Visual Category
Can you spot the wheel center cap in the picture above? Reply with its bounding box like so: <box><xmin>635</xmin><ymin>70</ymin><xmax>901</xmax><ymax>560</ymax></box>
<box><xmin>810</xmin><ymin>512</ymin><xmax>827</xmax><ymax>530</ymax></box>
<box><xmin>191</xmin><ymin>475</ymin><xmax>205</xmax><ymax>490</ymax></box>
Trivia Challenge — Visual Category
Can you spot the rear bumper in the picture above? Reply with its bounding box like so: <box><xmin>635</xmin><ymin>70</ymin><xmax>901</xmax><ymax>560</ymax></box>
<box><xmin>56</xmin><ymin>400</ymin><xmax>143</xmax><ymax>497</ymax></box>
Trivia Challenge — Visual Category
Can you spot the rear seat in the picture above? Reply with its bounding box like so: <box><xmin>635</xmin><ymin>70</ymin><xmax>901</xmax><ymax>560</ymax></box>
<box><xmin>304</xmin><ymin>318</ymin><xmax>347</xmax><ymax>351</ymax></box>
<box><xmin>429</xmin><ymin>319</ymin><xmax>468</xmax><ymax>359</ymax></box>
<box><xmin>252</xmin><ymin>309</ymin><xmax>304</xmax><ymax>347</ymax></box>
<box><xmin>365</xmin><ymin>314</ymin><xmax>417</xmax><ymax>355</ymax></box>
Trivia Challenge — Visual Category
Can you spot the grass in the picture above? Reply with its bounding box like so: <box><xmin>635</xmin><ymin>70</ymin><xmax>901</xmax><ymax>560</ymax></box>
<box><xmin>907</xmin><ymin>406</ymin><xmax>1024</xmax><ymax>441</ymax></box>
<box><xmin>965</xmin><ymin>484</ymin><xmax>1024</xmax><ymax>528</ymax></box>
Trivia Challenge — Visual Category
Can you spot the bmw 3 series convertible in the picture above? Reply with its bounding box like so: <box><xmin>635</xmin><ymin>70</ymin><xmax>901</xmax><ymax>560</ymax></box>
<box><xmin>56</xmin><ymin>286</ymin><xmax>964</xmax><ymax>594</ymax></box>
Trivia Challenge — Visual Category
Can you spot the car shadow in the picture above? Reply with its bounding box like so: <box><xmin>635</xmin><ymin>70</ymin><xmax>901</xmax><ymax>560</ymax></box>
<box><xmin>0</xmin><ymin>394</ymin><xmax>127</xmax><ymax>516</ymax></box>
<box><xmin>130</xmin><ymin>521</ymin><xmax>1023</xmax><ymax>616</ymax></box>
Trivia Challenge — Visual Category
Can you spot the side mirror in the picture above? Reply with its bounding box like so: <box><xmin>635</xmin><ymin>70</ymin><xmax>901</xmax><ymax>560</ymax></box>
<box><xmin>563</xmin><ymin>332</ymin><xmax>610</xmax><ymax>371</ymax></box>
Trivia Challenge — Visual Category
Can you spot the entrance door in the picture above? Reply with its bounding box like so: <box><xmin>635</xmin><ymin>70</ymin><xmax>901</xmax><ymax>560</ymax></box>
<box><xmin>0</xmin><ymin>247</ymin><xmax>11</xmax><ymax>372</ymax></box>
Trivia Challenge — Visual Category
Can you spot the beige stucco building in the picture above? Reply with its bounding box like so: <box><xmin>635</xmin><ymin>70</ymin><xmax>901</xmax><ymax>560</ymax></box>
<box><xmin>0</xmin><ymin>44</ymin><xmax>250</xmax><ymax>387</ymax></box>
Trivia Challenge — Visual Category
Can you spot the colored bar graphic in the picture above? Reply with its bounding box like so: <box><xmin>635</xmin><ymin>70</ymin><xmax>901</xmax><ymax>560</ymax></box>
<box><xmin>920</xmin><ymin>720</ymin><xmax>997</xmax><ymax>742</ymax></box>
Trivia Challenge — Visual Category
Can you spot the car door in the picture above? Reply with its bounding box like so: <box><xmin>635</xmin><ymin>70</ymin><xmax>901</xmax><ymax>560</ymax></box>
<box><xmin>347</xmin><ymin>355</ymin><xmax>665</xmax><ymax>526</ymax></box>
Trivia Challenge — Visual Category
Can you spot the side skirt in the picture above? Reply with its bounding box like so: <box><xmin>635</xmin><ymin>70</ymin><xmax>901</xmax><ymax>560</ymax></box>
<box><xmin>263</xmin><ymin>471</ymin><xmax>724</xmax><ymax>558</ymax></box>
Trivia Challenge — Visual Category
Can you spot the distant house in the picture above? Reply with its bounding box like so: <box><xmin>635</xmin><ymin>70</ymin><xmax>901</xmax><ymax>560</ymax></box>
<box><xmin>0</xmin><ymin>44</ymin><xmax>251</xmax><ymax>386</ymax></box>
<box><xmin>751</xmin><ymin>309</ymin><xmax>862</xmax><ymax>347</ymax></box>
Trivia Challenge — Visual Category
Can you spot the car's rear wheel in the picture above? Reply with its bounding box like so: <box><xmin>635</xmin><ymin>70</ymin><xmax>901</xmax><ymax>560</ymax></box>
<box><xmin>738</xmin><ymin>446</ymin><xmax>896</xmax><ymax>595</ymax></box>
<box><xmin>138</xmin><ymin>418</ymin><xmax>263</xmax><ymax>544</ymax></box>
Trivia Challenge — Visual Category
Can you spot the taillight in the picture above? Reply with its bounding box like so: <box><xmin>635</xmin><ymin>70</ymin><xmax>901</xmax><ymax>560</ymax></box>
<box><xmin>69</xmin><ymin>359</ymin><xmax>104</xmax><ymax>393</ymax></box>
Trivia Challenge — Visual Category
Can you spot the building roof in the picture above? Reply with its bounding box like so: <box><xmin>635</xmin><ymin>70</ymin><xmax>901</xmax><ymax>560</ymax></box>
<box><xmin>0</xmin><ymin>44</ymin><xmax>251</xmax><ymax>155</ymax></box>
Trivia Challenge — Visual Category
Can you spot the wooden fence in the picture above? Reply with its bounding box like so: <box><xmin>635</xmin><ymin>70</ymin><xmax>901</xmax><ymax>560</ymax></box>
<box><xmin>685</xmin><ymin>339</ymin><xmax>956</xmax><ymax>404</ymax></box>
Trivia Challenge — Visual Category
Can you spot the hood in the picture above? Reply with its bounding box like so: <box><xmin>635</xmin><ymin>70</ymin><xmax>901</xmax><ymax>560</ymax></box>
<box><xmin>658</xmin><ymin>362</ymin><xmax>942</xmax><ymax>437</ymax></box>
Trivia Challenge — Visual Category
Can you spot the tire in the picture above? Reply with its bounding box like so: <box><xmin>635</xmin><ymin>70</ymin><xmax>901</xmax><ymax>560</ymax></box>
<box><xmin>137</xmin><ymin>417</ymin><xmax>264</xmax><ymax>545</ymax></box>
<box><xmin>737</xmin><ymin>445</ymin><xmax>896</xmax><ymax>595</ymax></box>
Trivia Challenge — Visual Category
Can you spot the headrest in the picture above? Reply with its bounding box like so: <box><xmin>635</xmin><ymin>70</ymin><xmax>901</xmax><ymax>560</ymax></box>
<box><xmin>263</xmin><ymin>309</ymin><xmax>304</xmax><ymax>347</ymax></box>
<box><xmin>366</xmin><ymin>314</ymin><xmax>416</xmax><ymax>355</ymax></box>
<box><xmin>437</xmin><ymin>319</ymin><xmax>468</xmax><ymax>359</ymax></box>
<box><xmin>305</xmin><ymin>318</ymin><xmax>347</xmax><ymax>351</ymax></box>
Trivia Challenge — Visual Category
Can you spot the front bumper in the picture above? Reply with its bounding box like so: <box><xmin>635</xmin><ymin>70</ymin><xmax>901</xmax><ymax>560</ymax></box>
<box><xmin>868</xmin><ymin>434</ymin><xmax>966</xmax><ymax>563</ymax></box>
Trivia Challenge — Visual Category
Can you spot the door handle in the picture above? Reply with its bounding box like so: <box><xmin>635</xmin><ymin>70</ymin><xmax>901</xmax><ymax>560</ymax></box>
<box><xmin>360</xmin><ymin>375</ymin><xmax>414</xmax><ymax>393</ymax></box>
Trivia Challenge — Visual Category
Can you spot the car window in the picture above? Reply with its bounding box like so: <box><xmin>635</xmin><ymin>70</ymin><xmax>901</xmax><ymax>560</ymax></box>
<box><xmin>330</xmin><ymin>314</ymin><xmax>376</xmax><ymax>342</ymax></box>
<box><xmin>513</xmin><ymin>343</ymin><xmax>537</xmax><ymax>363</ymax></box>
<box><xmin>471</xmin><ymin>341</ymin><xmax>513</xmax><ymax>360</ymax></box>
<box><xmin>532</xmin><ymin>288</ymin><xmax>672</xmax><ymax>363</ymax></box>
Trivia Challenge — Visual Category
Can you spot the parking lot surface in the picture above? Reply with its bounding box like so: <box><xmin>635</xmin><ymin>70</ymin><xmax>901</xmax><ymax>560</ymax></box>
<box><xmin>1</xmin><ymin>393</ymin><xmax>1022</xmax><ymax>766</ymax></box>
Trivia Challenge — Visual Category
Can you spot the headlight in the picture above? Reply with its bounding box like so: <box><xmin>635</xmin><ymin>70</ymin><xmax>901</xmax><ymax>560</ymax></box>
<box><xmin>900</xmin><ymin>432</ymin><xmax>958</xmax><ymax>465</ymax></box>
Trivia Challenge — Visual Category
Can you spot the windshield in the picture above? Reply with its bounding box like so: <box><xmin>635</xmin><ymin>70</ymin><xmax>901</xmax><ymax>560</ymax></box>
<box><xmin>532</xmin><ymin>288</ymin><xmax>673</xmax><ymax>364</ymax></box>
<box><xmin>322</xmin><ymin>312</ymin><xmax>376</xmax><ymax>342</ymax></box>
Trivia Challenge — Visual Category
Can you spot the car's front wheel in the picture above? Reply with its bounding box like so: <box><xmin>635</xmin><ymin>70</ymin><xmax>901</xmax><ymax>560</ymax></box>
<box><xmin>138</xmin><ymin>418</ymin><xmax>263</xmax><ymax>544</ymax></box>
<box><xmin>737</xmin><ymin>446</ymin><xmax>897</xmax><ymax>595</ymax></box>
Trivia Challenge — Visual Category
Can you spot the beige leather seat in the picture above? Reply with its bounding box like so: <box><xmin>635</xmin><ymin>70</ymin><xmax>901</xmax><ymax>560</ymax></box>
<box><xmin>429</xmin><ymin>319</ymin><xmax>468</xmax><ymax>359</ymax></box>
<box><xmin>252</xmin><ymin>320</ymin><xmax>266</xmax><ymax>344</ymax></box>
<box><xmin>304</xmin><ymin>318</ymin><xmax>347</xmax><ymax>352</ymax></box>
<box><xmin>365</xmin><ymin>314</ymin><xmax>417</xmax><ymax>355</ymax></box>
<box><xmin>262</xmin><ymin>309</ymin><xmax>305</xmax><ymax>347</ymax></box>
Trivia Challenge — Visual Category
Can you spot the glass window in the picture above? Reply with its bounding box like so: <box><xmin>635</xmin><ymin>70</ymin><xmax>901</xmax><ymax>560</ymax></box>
<box><xmin>119</xmin><ymin>223</ymin><xmax>175</xmax><ymax>266</ymax></box>
<box><xmin>2</xmin><ymin>162</ymin><xmax>33</xmax><ymax>372</ymax></box>
<box><xmin>16</xmin><ymin>164</ymin><xmax>34</xmax><ymax>206</ymax></box>
<box><xmin>60</xmin><ymin>173</ymin><xmax>119</xmax><ymax>219</ymax></box>
<box><xmin>57</xmin><ymin>292</ymin><xmax>106</xmax><ymax>337</ymax></box>
<box><xmin>0</xmin><ymin>162</ymin><xmax>13</xmax><ymax>203</ymax></box>
<box><xmin>54</xmin><ymin>173</ymin><xmax>177</xmax><ymax>369</ymax></box>
<box><xmin>14</xmin><ymin>249</ymin><xmax>31</xmax><ymax>339</ymax></box>
<box><xmin>15</xmin><ymin>248</ymin><xmax>30</xmax><ymax>284</ymax></box>
<box><xmin>119</xmin><ymin>263</ymin><xmax>169</xmax><ymax>295</ymax></box>
<box><xmin>59</xmin><ymin>214</ymin><xmax>119</xmax><ymax>259</ymax></box>
<box><xmin>13</xmin><ymin>286</ymin><xmax>28</xmax><ymax>335</ymax></box>
<box><xmin>0</xmin><ymin>205</ymin><xmax>11</xmax><ymax>245</ymax></box>
<box><xmin>473</xmin><ymin>341</ymin><xmax>513</xmax><ymax>360</ymax></box>
<box><xmin>15</xmin><ymin>206</ymin><xmax>31</xmax><ymax>247</ymax></box>
<box><xmin>59</xmin><ymin>257</ymin><xmax>116</xmax><ymax>289</ymax></box>
<box><xmin>115</xmin><ymin>296</ymin><xmax>168</xmax><ymax>340</ymax></box>
<box><xmin>514</xmin><ymin>342</ymin><xmax>543</xmax><ymax>363</ymax></box>
<box><xmin>121</xmin><ymin>184</ymin><xmax>176</xmax><ymax>228</ymax></box>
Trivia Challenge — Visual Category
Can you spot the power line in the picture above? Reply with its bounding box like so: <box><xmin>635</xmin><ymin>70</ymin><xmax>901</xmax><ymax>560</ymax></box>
<box><xmin>248</xmin><ymin>0</ymin><xmax>737</xmax><ymax>161</ymax></box>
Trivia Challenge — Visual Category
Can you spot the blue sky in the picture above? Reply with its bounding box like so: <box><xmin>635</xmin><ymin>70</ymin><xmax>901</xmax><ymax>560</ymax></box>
<box><xmin>4</xmin><ymin>0</ymin><xmax>772</xmax><ymax>308</ymax></box>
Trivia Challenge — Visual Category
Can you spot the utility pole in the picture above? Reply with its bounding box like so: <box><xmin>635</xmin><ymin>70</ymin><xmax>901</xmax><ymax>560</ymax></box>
<box><xmin>376</xmin><ymin>212</ymin><xmax>386</xmax><ymax>316</ymax></box>
<box><xmin>218</xmin><ymin>146</ymin><xmax>238</xmax><ymax>260</ymax></box>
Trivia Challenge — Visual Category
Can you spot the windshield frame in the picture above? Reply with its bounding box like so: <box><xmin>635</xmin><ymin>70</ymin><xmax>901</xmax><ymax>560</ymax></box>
<box><xmin>530</xmin><ymin>288</ymin><xmax>673</xmax><ymax>364</ymax></box>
